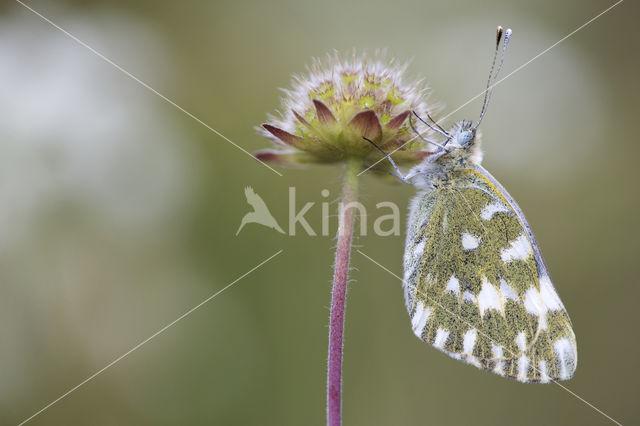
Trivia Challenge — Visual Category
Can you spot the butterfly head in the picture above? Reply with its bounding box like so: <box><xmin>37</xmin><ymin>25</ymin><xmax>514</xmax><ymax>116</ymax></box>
<box><xmin>381</xmin><ymin>27</ymin><xmax>512</xmax><ymax>186</ymax></box>
<box><xmin>429</xmin><ymin>119</ymin><xmax>482</xmax><ymax>168</ymax></box>
<box><xmin>409</xmin><ymin>26</ymin><xmax>512</xmax><ymax>172</ymax></box>
<box><xmin>448</xmin><ymin>120</ymin><xmax>476</xmax><ymax>148</ymax></box>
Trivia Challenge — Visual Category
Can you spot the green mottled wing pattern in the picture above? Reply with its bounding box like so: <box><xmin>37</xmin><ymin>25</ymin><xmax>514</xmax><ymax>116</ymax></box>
<box><xmin>403</xmin><ymin>167</ymin><xmax>577</xmax><ymax>383</ymax></box>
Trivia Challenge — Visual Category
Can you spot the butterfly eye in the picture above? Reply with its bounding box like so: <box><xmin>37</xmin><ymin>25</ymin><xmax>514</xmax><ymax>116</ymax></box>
<box><xmin>457</xmin><ymin>130</ymin><xmax>475</xmax><ymax>145</ymax></box>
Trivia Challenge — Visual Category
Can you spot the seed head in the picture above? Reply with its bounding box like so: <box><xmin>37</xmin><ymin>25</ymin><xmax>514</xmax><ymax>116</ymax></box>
<box><xmin>256</xmin><ymin>51</ymin><xmax>440</xmax><ymax>174</ymax></box>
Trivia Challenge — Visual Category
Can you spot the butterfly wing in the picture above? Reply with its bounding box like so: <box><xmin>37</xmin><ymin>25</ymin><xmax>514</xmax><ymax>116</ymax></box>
<box><xmin>404</xmin><ymin>165</ymin><xmax>577</xmax><ymax>383</ymax></box>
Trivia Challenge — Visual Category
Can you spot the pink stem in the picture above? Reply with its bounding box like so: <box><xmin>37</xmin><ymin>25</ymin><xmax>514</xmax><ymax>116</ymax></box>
<box><xmin>327</xmin><ymin>158</ymin><xmax>360</xmax><ymax>426</ymax></box>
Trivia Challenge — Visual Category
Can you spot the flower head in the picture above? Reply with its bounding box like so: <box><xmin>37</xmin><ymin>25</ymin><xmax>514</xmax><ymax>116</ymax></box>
<box><xmin>256</xmin><ymin>51</ymin><xmax>440</xmax><ymax>174</ymax></box>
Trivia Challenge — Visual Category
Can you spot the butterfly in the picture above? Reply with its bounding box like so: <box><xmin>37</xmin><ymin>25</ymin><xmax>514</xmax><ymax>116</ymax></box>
<box><xmin>368</xmin><ymin>27</ymin><xmax>577</xmax><ymax>383</ymax></box>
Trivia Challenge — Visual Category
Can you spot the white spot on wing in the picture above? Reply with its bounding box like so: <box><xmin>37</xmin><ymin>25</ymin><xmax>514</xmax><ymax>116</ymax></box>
<box><xmin>524</xmin><ymin>287</ymin><xmax>548</xmax><ymax>330</ymax></box>
<box><xmin>433</xmin><ymin>328</ymin><xmax>449</xmax><ymax>349</ymax></box>
<box><xmin>477</xmin><ymin>279</ymin><xmax>501</xmax><ymax>314</ymax></box>
<box><xmin>410</xmin><ymin>301</ymin><xmax>424</xmax><ymax>330</ymax></box>
<box><xmin>516</xmin><ymin>331</ymin><xmax>527</xmax><ymax>351</ymax></box>
<box><xmin>538</xmin><ymin>360</ymin><xmax>550</xmax><ymax>383</ymax></box>
<box><xmin>515</xmin><ymin>334</ymin><xmax>530</xmax><ymax>381</ymax></box>
<box><xmin>480</xmin><ymin>202</ymin><xmax>510</xmax><ymax>220</ymax></box>
<box><xmin>539</xmin><ymin>312</ymin><xmax>548</xmax><ymax>330</ymax></box>
<box><xmin>554</xmin><ymin>338</ymin><xmax>576</xmax><ymax>380</ymax></box>
<box><xmin>412</xmin><ymin>240</ymin><xmax>426</xmax><ymax>259</ymax></box>
<box><xmin>465</xmin><ymin>355</ymin><xmax>481</xmax><ymax>368</ymax></box>
<box><xmin>402</xmin><ymin>259</ymin><xmax>420</xmax><ymax>310</ymax></box>
<box><xmin>492</xmin><ymin>344</ymin><xmax>504</xmax><ymax>358</ymax></box>
<box><xmin>403</xmin><ymin>261</ymin><xmax>419</xmax><ymax>284</ymax></box>
<box><xmin>540</xmin><ymin>275</ymin><xmax>565</xmax><ymax>311</ymax></box>
<box><xmin>461</xmin><ymin>232</ymin><xmax>481</xmax><ymax>250</ymax></box>
<box><xmin>445</xmin><ymin>275</ymin><xmax>460</xmax><ymax>295</ymax></box>
<box><xmin>403</xmin><ymin>238</ymin><xmax>422</xmax><ymax>287</ymax></box>
<box><xmin>462</xmin><ymin>290</ymin><xmax>475</xmax><ymax>303</ymax></box>
<box><xmin>500</xmin><ymin>279</ymin><xmax>518</xmax><ymax>302</ymax></box>
<box><xmin>403</xmin><ymin>284</ymin><xmax>411</xmax><ymax>309</ymax></box>
<box><xmin>411</xmin><ymin>301</ymin><xmax>431</xmax><ymax>338</ymax></box>
<box><xmin>463</xmin><ymin>329</ymin><xmax>477</xmax><ymax>355</ymax></box>
<box><xmin>492</xmin><ymin>345</ymin><xmax>504</xmax><ymax>375</ymax></box>
<box><xmin>518</xmin><ymin>354</ymin><xmax>529</xmax><ymax>382</ymax></box>
<box><xmin>501</xmin><ymin>233</ymin><xmax>532</xmax><ymax>262</ymax></box>
<box><xmin>523</xmin><ymin>287</ymin><xmax>539</xmax><ymax>315</ymax></box>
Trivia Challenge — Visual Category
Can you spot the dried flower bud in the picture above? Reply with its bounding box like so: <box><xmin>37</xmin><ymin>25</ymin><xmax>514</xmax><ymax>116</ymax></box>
<box><xmin>256</xmin><ymin>51</ymin><xmax>440</xmax><ymax>174</ymax></box>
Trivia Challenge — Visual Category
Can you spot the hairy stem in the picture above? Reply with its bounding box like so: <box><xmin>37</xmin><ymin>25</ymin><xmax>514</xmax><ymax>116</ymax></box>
<box><xmin>327</xmin><ymin>157</ymin><xmax>361</xmax><ymax>426</ymax></box>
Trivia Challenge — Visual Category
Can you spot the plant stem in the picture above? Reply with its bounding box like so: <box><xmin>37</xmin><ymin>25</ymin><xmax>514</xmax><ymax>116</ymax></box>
<box><xmin>327</xmin><ymin>157</ymin><xmax>361</xmax><ymax>426</ymax></box>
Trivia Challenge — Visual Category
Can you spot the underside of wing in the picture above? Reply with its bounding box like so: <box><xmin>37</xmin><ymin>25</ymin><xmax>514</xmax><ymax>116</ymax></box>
<box><xmin>403</xmin><ymin>168</ymin><xmax>576</xmax><ymax>383</ymax></box>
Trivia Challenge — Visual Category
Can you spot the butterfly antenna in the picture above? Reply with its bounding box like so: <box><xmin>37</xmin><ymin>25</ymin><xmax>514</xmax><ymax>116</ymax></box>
<box><xmin>361</xmin><ymin>137</ymin><xmax>408</xmax><ymax>183</ymax></box>
<box><xmin>474</xmin><ymin>26</ymin><xmax>512</xmax><ymax>130</ymax></box>
<box><xmin>412</xmin><ymin>111</ymin><xmax>448</xmax><ymax>138</ymax></box>
<box><xmin>408</xmin><ymin>114</ymin><xmax>450</xmax><ymax>152</ymax></box>
<box><xmin>426</xmin><ymin>112</ymin><xmax>449</xmax><ymax>136</ymax></box>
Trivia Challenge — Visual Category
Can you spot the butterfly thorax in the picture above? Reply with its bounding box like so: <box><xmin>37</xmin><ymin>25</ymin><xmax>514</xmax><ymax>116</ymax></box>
<box><xmin>407</xmin><ymin>120</ymin><xmax>483</xmax><ymax>189</ymax></box>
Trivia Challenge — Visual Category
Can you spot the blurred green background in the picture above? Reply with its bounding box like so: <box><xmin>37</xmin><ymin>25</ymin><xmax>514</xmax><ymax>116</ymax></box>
<box><xmin>1</xmin><ymin>0</ymin><xmax>638</xmax><ymax>424</ymax></box>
